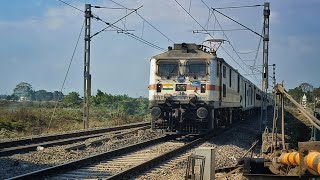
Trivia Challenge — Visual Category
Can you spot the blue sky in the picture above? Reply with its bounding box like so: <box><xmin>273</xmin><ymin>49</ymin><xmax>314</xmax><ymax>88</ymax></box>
<box><xmin>0</xmin><ymin>0</ymin><xmax>319</xmax><ymax>97</ymax></box>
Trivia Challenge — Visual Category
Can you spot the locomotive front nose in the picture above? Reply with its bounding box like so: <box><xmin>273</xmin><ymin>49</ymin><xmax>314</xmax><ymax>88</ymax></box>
<box><xmin>151</xmin><ymin>107</ymin><xmax>162</xmax><ymax>118</ymax></box>
<box><xmin>196</xmin><ymin>107</ymin><xmax>208</xmax><ymax>119</ymax></box>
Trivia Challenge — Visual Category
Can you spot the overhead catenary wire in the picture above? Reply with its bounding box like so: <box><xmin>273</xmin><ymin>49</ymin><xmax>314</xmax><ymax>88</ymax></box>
<box><xmin>212</xmin><ymin>4</ymin><xmax>263</xmax><ymax>10</ymax></box>
<box><xmin>90</xmin><ymin>6</ymin><xmax>142</xmax><ymax>39</ymax></box>
<box><xmin>47</xmin><ymin>20</ymin><xmax>85</xmax><ymax>131</ymax></box>
<box><xmin>57</xmin><ymin>0</ymin><xmax>84</xmax><ymax>12</ymax></box>
<box><xmin>212</xmin><ymin>9</ymin><xmax>263</xmax><ymax>38</ymax></box>
<box><xmin>92</xmin><ymin>14</ymin><xmax>166</xmax><ymax>51</ymax></box>
<box><xmin>58</xmin><ymin>0</ymin><xmax>166</xmax><ymax>51</ymax></box>
<box><xmin>173</xmin><ymin>0</ymin><xmax>259</xmax><ymax>84</ymax></box>
<box><xmin>200</xmin><ymin>0</ymin><xmax>261</xmax><ymax>84</ymax></box>
<box><xmin>109</xmin><ymin>0</ymin><xmax>175</xmax><ymax>44</ymax></box>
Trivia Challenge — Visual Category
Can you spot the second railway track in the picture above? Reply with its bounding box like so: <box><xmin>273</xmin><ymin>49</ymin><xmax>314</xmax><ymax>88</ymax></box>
<box><xmin>0</xmin><ymin>122</ymin><xmax>149</xmax><ymax>157</ymax></box>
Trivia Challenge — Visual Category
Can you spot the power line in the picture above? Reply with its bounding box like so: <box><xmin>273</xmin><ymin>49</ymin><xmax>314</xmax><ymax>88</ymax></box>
<box><xmin>236</xmin><ymin>49</ymin><xmax>259</xmax><ymax>54</ymax></box>
<box><xmin>200</xmin><ymin>0</ymin><xmax>260</xmax><ymax>83</ymax></box>
<box><xmin>91</xmin><ymin>12</ymin><xmax>165</xmax><ymax>51</ymax></box>
<box><xmin>173</xmin><ymin>0</ymin><xmax>259</xmax><ymax>83</ymax></box>
<box><xmin>91</xmin><ymin>6</ymin><xmax>135</xmax><ymax>10</ymax></box>
<box><xmin>174</xmin><ymin>0</ymin><xmax>211</xmax><ymax>37</ymax></box>
<box><xmin>212</xmin><ymin>4</ymin><xmax>263</xmax><ymax>10</ymax></box>
<box><xmin>109</xmin><ymin>0</ymin><xmax>175</xmax><ymax>44</ymax></box>
<box><xmin>174</xmin><ymin>0</ymin><xmax>258</xmax><ymax>81</ymax></box>
<box><xmin>57</xmin><ymin>0</ymin><xmax>165</xmax><ymax>51</ymax></box>
<box><xmin>48</xmin><ymin>20</ymin><xmax>85</xmax><ymax>131</ymax></box>
<box><xmin>90</xmin><ymin>6</ymin><xmax>142</xmax><ymax>39</ymax></box>
<box><xmin>57</xmin><ymin>0</ymin><xmax>84</xmax><ymax>13</ymax></box>
<box><xmin>212</xmin><ymin>9</ymin><xmax>263</xmax><ymax>38</ymax></box>
<box><xmin>193</xmin><ymin>28</ymin><xmax>248</xmax><ymax>32</ymax></box>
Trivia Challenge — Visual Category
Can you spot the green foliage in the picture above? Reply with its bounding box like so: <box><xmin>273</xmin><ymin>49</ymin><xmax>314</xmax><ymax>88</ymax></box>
<box><xmin>314</xmin><ymin>87</ymin><xmax>320</xmax><ymax>99</ymax></box>
<box><xmin>13</xmin><ymin>82</ymin><xmax>34</xmax><ymax>99</ymax></box>
<box><xmin>6</xmin><ymin>94</ymin><xmax>19</xmax><ymax>101</ymax></box>
<box><xmin>63</xmin><ymin>92</ymin><xmax>82</xmax><ymax>107</ymax></box>
<box><xmin>35</xmin><ymin>90</ymin><xmax>53</xmax><ymax>101</ymax></box>
<box><xmin>287</xmin><ymin>86</ymin><xmax>304</xmax><ymax>103</ymax></box>
<box><xmin>0</xmin><ymin>84</ymin><xmax>149</xmax><ymax>138</ymax></box>
<box><xmin>91</xmin><ymin>89</ymin><xmax>149</xmax><ymax>116</ymax></box>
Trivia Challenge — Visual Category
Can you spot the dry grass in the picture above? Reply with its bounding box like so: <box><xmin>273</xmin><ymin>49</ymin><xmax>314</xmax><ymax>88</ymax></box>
<box><xmin>0</xmin><ymin>107</ymin><xmax>146</xmax><ymax>139</ymax></box>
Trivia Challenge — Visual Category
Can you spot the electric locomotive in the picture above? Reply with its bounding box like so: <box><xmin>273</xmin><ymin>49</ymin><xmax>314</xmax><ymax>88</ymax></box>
<box><xmin>148</xmin><ymin>42</ymin><xmax>267</xmax><ymax>134</ymax></box>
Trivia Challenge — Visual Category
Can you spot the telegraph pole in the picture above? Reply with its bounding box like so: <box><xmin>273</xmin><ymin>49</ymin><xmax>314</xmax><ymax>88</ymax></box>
<box><xmin>261</xmin><ymin>2</ymin><xmax>270</xmax><ymax>131</ymax></box>
<box><xmin>83</xmin><ymin>4</ymin><xmax>92</xmax><ymax>129</ymax></box>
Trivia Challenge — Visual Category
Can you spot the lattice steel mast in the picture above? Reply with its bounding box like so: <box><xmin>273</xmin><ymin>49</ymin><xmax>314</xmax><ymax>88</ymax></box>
<box><xmin>83</xmin><ymin>4</ymin><xmax>92</xmax><ymax>129</ymax></box>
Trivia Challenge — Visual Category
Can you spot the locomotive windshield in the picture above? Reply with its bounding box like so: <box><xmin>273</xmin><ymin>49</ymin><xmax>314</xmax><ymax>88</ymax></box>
<box><xmin>157</xmin><ymin>61</ymin><xmax>179</xmax><ymax>77</ymax></box>
<box><xmin>186</xmin><ymin>61</ymin><xmax>207</xmax><ymax>77</ymax></box>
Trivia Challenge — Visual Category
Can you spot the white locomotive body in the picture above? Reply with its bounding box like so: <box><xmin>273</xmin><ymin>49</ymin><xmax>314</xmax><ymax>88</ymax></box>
<box><xmin>148</xmin><ymin>43</ymin><xmax>271</xmax><ymax>134</ymax></box>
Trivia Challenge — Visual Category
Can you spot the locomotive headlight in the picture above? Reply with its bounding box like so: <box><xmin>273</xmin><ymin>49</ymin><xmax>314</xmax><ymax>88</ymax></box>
<box><xmin>196</xmin><ymin>107</ymin><xmax>208</xmax><ymax>119</ymax></box>
<box><xmin>151</xmin><ymin>107</ymin><xmax>162</xmax><ymax>118</ymax></box>
<box><xmin>201</xmin><ymin>84</ymin><xmax>206</xmax><ymax>93</ymax></box>
<box><xmin>156</xmin><ymin>84</ymin><xmax>162</xmax><ymax>92</ymax></box>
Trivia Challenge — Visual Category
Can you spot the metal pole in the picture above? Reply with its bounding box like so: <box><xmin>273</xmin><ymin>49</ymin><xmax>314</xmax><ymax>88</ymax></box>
<box><xmin>261</xmin><ymin>2</ymin><xmax>270</xmax><ymax>132</ymax></box>
<box><xmin>273</xmin><ymin>64</ymin><xmax>276</xmax><ymax>88</ymax></box>
<box><xmin>281</xmin><ymin>93</ymin><xmax>286</xmax><ymax>150</ymax></box>
<box><xmin>83</xmin><ymin>4</ymin><xmax>91</xmax><ymax>129</ymax></box>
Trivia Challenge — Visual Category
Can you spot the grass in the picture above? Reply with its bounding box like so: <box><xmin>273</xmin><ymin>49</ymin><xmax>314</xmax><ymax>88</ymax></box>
<box><xmin>0</xmin><ymin>101</ymin><xmax>148</xmax><ymax>139</ymax></box>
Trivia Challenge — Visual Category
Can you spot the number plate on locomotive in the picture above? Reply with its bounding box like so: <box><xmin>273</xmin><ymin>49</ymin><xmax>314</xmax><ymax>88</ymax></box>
<box><xmin>172</xmin><ymin>96</ymin><xmax>188</xmax><ymax>100</ymax></box>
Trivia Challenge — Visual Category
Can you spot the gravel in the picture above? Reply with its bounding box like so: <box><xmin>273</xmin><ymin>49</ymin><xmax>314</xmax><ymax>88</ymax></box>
<box><xmin>136</xmin><ymin>117</ymin><xmax>262</xmax><ymax>180</ymax></box>
<box><xmin>0</xmin><ymin>129</ymin><xmax>161</xmax><ymax>179</ymax></box>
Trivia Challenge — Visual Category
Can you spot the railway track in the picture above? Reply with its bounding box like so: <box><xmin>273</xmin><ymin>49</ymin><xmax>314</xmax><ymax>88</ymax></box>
<box><xmin>0</xmin><ymin>122</ymin><xmax>149</xmax><ymax>157</ymax></box>
<box><xmin>9</xmin><ymin>119</ymin><xmax>246</xmax><ymax>180</ymax></box>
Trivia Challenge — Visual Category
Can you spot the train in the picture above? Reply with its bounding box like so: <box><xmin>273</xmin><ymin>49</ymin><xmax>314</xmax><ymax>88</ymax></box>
<box><xmin>148</xmin><ymin>43</ymin><xmax>273</xmax><ymax>134</ymax></box>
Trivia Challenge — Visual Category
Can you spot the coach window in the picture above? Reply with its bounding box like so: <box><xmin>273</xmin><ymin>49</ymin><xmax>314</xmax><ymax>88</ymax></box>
<box><xmin>217</xmin><ymin>62</ymin><xmax>220</xmax><ymax>76</ymax></box>
<box><xmin>223</xmin><ymin>66</ymin><xmax>226</xmax><ymax>78</ymax></box>
<box><xmin>223</xmin><ymin>84</ymin><xmax>226</xmax><ymax>97</ymax></box>
<box><xmin>229</xmin><ymin>69</ymin><xmax>232</xmax><ymax>87</ymax></box>
<box><xmin>237</xmin><ymin>75</ymin><xmax>240</xmax><ymax>93</ymax></box>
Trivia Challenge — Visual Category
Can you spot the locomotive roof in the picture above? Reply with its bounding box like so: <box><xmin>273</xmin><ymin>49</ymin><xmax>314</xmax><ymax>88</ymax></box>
<box><xmin>152</xmin><ymin>43</ymin><xmax>215</xmax><ymax>60</ymax></box>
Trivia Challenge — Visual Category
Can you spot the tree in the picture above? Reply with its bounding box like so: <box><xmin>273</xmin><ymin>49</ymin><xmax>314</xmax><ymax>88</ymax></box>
<box><xmin>6</xmin><ymin>94</ymin><xmax>19</xmax><ymax>101</ymax></box>
<box><xmin>287</xmin><ymin>87</ymin><xmax>304</xmax><ymax>103</ymax></box>
<box><xmin>314</xmin><ymin>87</ymin><xmax>320</xmax><ymax>99</ymax></box>
<box><xmin>63</xmin><ymin>92</ymin><xmax>82</xmax><ymax>106</ymax></box>
<box><xmin>299</xmin><ymin>83</ymin><xmax>314</xmax><ymax>93</ymax></box>
<box><xmin>0</xmin><ymin>95</ymin><xmax>7</xmax><ymax>100</ymax></box>
<box><xmin>52</xmin><ymin>91</ymin><xmax>64</xmax><ymax>101</ymax></box>
<box><xmin>13</xmin><ymin>82</ymin><xmax>34</xmax><ymax>100</ymax></box>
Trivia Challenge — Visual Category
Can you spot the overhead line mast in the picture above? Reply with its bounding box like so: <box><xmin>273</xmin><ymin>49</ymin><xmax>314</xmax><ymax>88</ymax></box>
<box><xmin>261</xmin><ymin>2</ymin><xmax>270</xmax><ymax>130</ymax></box>
<box><xmin>83</xmin><ymin>4</ymin><xmax>92</xmax><ymax>129</ymax></box>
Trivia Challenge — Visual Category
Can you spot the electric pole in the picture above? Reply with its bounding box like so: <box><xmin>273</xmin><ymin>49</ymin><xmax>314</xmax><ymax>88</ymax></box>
<box><xmin>273</xmin><ymin>64</ymin><xmax>276</xmax><ymax>88</ymax></box>
<box><xmin>261</xmin><ymin>2</ymin><xmax>270</xmax><ymax>131</ymax></box>
<box><xmin>83</xmin><ymin>4</ymin><xmax>92</xmax><ymax>129</ymax></box>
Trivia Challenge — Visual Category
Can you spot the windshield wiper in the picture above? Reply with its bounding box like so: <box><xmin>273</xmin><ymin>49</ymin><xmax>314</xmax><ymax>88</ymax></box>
<box><xmin>167</xmin><ymin>64</ymin><xmax>178</xmax><ymax>78</ymax></box>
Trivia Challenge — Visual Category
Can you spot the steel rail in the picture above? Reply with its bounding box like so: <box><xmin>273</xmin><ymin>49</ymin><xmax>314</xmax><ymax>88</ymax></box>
<box><xmin>9</xmin><ymin>114</ymin><xmax>261</xmax><ymax>179</ymax></box>
<box><xmin>0</xmin><ymin>122</ymin><xmax>149</xmax><ymax>156</ymax></box>
<box><xmin>8</xmin><ymin>135</ymin><xmax>172</xmax><ymax>180</ymax></box>
<box><xmin>108</xmin><ymin>118</ymin><xmax>251</xmax><ymax>179</ymax></box>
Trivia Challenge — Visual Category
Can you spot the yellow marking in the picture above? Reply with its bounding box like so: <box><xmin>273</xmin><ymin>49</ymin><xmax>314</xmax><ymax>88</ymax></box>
<box><xmin>162</xmin><ymin>84</ymin><xmax>173</xmax><ymax>86</ymax></box>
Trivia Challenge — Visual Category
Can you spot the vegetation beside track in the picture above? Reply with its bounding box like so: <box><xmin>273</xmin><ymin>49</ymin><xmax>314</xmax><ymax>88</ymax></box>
<box><xmin>0</xmin><ymin>88</ymin><xmax>149</xmax><ymax>139</ymax></box>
